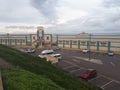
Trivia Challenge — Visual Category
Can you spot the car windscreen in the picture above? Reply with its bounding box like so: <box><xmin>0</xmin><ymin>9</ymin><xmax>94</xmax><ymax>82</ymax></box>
<box><xmin>55</xmin><ymin>55</ymin><xmax>61</xmax><ymax>57</ymax></box>
<box><xmin>83</xmin><ymin>70</ymin><xmax>91</xmax><ymax>74</ymax></box>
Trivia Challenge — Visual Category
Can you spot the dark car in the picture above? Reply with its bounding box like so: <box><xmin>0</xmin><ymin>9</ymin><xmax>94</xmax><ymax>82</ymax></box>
<box><xmin>53</xmin><ymin>47</ymin><xmax>60</xmax><ymax>51</ymax></box>
<box><xmin>80</xmin><ymin>68</ymin><xmax>97</xmax><ymax>80</ymax></box>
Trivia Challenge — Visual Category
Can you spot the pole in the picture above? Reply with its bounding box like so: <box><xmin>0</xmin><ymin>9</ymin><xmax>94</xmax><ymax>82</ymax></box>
<box><xmin>89</xmin><ymin>34</ymin><xmax>91</xmax><ymax>60</ymax></box>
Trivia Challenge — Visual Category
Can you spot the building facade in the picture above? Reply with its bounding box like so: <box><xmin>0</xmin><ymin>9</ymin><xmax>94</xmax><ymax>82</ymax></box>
<box><xmin>0</xmin><ymin>26</ymin><xmax>53</xmax><ymax>48</ymax></box>
<box><xmin>0</xmin><ymin>26</ymin><xmax>120</xmax><ymax>52</ymax></box>
<box><xmin>55</xmin><ymin>33</ymin><xmax>120</xmax><ymax>52</ymax></box>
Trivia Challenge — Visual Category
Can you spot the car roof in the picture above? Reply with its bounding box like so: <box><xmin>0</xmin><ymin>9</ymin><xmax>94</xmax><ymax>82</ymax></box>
<box><xmin>83</xmin><ymin>49</ymin><xmax>88</xmax><ymax>50</ymax></box>
<box><xmin>55</xmin><ymin>54</ymin><xmax>61</xmax><ymax>55</ymax></box>
<box><xmin>51</xmin><ymin>54</ymin><xmax>61</xmax><ymax>56</ymax></box>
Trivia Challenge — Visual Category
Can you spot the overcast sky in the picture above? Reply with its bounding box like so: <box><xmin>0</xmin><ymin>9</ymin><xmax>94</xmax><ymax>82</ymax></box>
<box><xmin>0</xmin><ymin>0</ymin><xmax>120</xmax><ymax>34</ymax></box>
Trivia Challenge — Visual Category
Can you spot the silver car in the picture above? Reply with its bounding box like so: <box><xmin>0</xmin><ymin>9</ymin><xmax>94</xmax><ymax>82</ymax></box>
<box><xmin>107</xmin><ymin>51</ymin><xmax>114</xmax><ymax>56</ymax></box>
<box><xmin>50</xmin><ymin>54</ymin><xmax>62</xmax><ymax>60</ymax></box>
<box><xmin>82</xmin><ymin>49</ymin><xmax>89</xmax><ymax>53</ymax></box>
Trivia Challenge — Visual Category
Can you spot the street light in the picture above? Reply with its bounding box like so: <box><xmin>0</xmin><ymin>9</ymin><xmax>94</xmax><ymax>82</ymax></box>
<box><xmin>88</xmin><ymin>34</ymin><xmax>91</xmax><ymax>60</ymax></box>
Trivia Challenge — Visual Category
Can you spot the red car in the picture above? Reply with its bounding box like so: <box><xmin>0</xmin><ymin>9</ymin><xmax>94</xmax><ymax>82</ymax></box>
<box><xmin>80</xmin><ymin>68</ymin><xmax>97</xmax><ymax>80</ymax></box>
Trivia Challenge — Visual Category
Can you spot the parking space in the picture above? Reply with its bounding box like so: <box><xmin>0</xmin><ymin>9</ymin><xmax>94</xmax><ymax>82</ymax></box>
<box><xmin>103</xmin><ymin>82</ymin><xmax>120</xmax><ymax>90</ymax></box>
<box><xmin>58</xmin><ymin>59</ymin><xmax>120</xmax><ymax>90</ymax></box>
<box><xmin>55</xmin><ymin>50</ymin><xmax>120</xmax><ymax>90</ymax></box>
<box><xmin>88</xmin><ymin>75</ymin><xmax>120</xmax><ymax>90</ymax></box>
<box><xmin>57</xmin><ymin>61</ymin><xmax>71</xmax><ymax>68</ymax></box>
<box><xmin>65</xmin><ymin>66</ymin><xmax>80</xmax><ymax>72</ymax></box>
<box><xmin>89</xmin><ymin>76</ymin><xmax>111</xmax><ymax>87</ymax></box>
<box><xmin>70</xmin><ymin>68</ymin><xmax>85</xmax><ymax>76</ymax></box>
<box><xmin>63</xmin><ymin>65</ymin><xmax>75</xmax><ymax>70</ymax></box>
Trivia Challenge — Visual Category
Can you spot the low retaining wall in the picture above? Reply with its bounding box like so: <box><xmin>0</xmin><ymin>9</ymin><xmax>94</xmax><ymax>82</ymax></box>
<box><xmin>0</xmin><ymin>71</ymin><xmax>3</xmax><ymax>90</ymax></box>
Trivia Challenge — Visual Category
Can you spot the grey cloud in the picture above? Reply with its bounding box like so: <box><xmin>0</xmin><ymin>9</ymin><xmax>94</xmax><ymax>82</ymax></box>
<box><xmin>103</xmin><ymin>0</ymin><xmax>120</xmax><ymax>7</ymax></box>
<box><xmin>0</xmin><ymin>0</ymin><xmax>43</xmax><ymax>23</ymax></box>
<box><xmin>106</xmin><ymin>9</ymin><xmax>120</xmax><ymax>23</ymax></box>
<box><xmin>5</xmin><ymin>26</ymin><xmax>36</xmax><ymax>29</ymax></box>
<box><xmin>31</xmin><ymin>0</ymin><xmax>58</xmax><ymax>23</ymax></box>
<box><xmin>46</xmin><ymin>12</ymin><xmax>120</xmax><ymax>34</ymax></box>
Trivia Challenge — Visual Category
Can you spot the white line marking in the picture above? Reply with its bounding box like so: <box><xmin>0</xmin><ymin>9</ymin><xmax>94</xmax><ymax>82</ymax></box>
<box><xmin>63</xmin><ymin>60</ymin><xmax>120</xmax><ymax>85</ymax></box>
<box><xmin>101</xmin><ymin>80</ymin><xmax>113</xmax><ymax>89</ymax></box>
<box><xmin>110</xmin><ymin>62</ymin><xmax>115</xmax><ymax>66</ymax></box>
<box><xmin>99</xmin><ymin>74</ymin><xmax>120</xmax><ymax>84</ymax></box>
<box><xmin>70</xmin><ymin>68</ymin><xmax>82</xmax><ymax>73</ymax></box>
<box><xmin>63</xmin><ymin>60</ymin><xmax>80</xmax><ymax>67</ymax></box>
<box><xmin>63</xmin><ymin>60</ymin><xmax>85</xmax><ymax>69</ymax></box>
<box><xmin>88</xmin><ymin>75</ymin><xmax>101</xmax><ymax>82</ymax></box>
<box><xmin>72</xmin><ymin>59</ymin><xmax>80</xmax><ymax>63</ymax></box>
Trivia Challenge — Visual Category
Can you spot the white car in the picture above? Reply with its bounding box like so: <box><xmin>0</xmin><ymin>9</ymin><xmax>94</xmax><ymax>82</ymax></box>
<box><xmin>50</xmin><ymin>54</ymin><xmax>62</xmax><ymax>60</ymax></box>
<box><xmin>82</xmin><ymin>49</ymin><xmax>89</xmax><ymax>53</ymax></box>
<box><xmin>107</xmin><ymin>51</ymin><xmax>114</xmax><ymax>56</ymax></box>
<box><xmin>41</xmin><ymin>49</ymin><xmax>54</xmax><ymax>55</ymax></box>
<box><xmin>38</xmin><ymin>55</ymin><xmax>45</xmax><ymax>58</ymax></box>
<box><xmin>25</xmin><ymin>49</ymin><xmax>35</xmax><ymax>53</ymax></box>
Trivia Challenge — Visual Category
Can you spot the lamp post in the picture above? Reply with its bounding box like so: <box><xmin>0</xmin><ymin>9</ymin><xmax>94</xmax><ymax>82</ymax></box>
<box><xmin>88</xmin><ymin>34</ymin><xmax>91</xmax><ymax>60</ymax></box>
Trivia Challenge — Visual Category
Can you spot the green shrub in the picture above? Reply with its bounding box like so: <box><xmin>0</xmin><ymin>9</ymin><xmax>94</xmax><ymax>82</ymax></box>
<box><xmin>0</xmin><ymin>45</ymin><xmax>102</xmax><ymax>90</ymax></box>
<box><xmin>2</xmin><ymin>67</ymin><xmax>64</xmax><ymax>90</ymax></box>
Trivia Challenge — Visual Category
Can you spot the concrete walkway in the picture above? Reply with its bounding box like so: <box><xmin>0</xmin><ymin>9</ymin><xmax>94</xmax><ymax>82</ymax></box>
<box><xmin>73</xmin><ymin>56</ymin><xmax>103</xmax><ymax>65</ymax></box>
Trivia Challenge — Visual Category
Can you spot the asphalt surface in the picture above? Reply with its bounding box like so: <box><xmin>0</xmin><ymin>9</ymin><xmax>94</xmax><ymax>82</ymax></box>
<box><xmin>22</xmin><ymin>48</ymin><xmax>120</xmax><ymax>90</ymax></box>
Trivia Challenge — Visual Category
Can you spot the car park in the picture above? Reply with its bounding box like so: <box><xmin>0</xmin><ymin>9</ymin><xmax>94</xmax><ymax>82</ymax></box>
<box><xmin>28</xmin><ymin>48</ymin><xmax>120</xmax><ymax>90</ymax></box>
<box><xmin>47</xmin><ymin>49</ymin><xmax>120</xmax><ymax>90</ymax></box>
<box><xmin>82</xmin><ymin>49</ymin><xmax>89</xmax><ymax>53</ymax></box>
<box><xmin>107</xmin><ymin>51</ymin><xmax>114</xmax><ymax>56</ymax></box>
<box><xmin>79</xmin><ymin>68</ymin><xmax>97</xmax><ymax>80</ymax></box>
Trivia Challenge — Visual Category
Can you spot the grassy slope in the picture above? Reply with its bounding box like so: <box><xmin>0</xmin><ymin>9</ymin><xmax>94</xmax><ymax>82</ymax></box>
<box><xmin>0</xmin><ymin>45</ymin><xmax>102</xmax><ymax>90</ymax></box>
<box><xmin>2</xmin><ymin>67</ymin><xmax>64</xmax><ymax>90</ymax></box>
